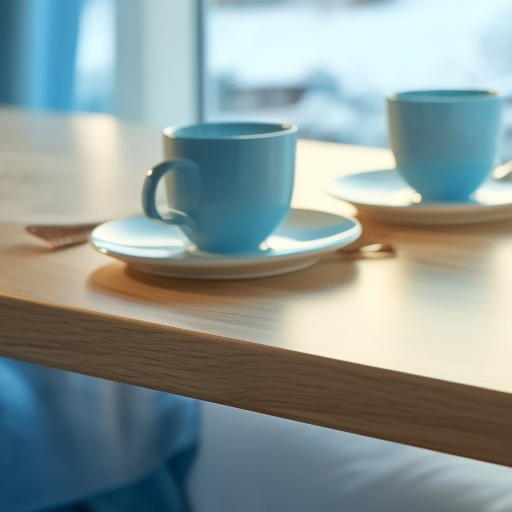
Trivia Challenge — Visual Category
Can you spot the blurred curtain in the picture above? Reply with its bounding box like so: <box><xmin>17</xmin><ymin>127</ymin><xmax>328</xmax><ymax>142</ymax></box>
<box><xmin>0</xmin><ymin>0</ymin><xmax>105</xmax><ymax>112</ymax></box>
<box><xmin>0</xmin><ymin>0</ymin><xmax>198</xmax><ymax>124</ymax></box>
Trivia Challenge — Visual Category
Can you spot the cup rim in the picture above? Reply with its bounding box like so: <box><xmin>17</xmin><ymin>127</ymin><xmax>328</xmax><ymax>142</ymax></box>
<box><xmin>387</xmin><ymin>89</ymin><xmax>503</xmax><ymax>103</ymax></box>
<box><xmin>164</xmin><ymin>122</ymin><xmax>298</xmax><ymax>140</ymax></box>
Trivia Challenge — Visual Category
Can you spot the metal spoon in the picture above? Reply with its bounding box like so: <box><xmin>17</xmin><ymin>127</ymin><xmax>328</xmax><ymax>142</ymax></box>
<box><xmin>493</xmin><ymin>160</ymin><xmax>512</xmax><ymax>180</ymax></box>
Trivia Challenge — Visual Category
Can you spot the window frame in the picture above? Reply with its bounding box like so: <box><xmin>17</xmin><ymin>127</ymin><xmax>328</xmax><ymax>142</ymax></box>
<box><xmin>114</xmin><ymin>0</ymin><xmax>205</xmax><ymax>127</ymax></box>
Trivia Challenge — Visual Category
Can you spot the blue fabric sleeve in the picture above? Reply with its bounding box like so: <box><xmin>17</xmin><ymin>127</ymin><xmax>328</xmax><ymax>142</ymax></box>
<box><xmin>0</xmin><ymin>357</ymin><xmax>199</xmax><ymax>512</ymax></box>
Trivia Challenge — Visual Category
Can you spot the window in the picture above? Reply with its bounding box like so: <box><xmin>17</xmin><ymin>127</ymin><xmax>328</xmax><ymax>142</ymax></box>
<box><xmin>205</xmin><ymin>0</ymin><xmax>512</xmax><ymax>160</ymax></box>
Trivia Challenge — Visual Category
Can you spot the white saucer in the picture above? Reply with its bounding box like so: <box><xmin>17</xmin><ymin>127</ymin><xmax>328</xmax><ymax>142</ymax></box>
<box><xmin>90</xmin><ymin>209</ymin><xmax>362</xmax><ymax>279</ymax></box>
<box><xmin>326</xmin><ymin>169</ymin><xmax>512</xmax><ymax>225</ymax></box>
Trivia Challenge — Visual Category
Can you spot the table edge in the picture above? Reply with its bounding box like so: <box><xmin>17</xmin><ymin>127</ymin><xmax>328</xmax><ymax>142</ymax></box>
<box><xmin>2</xmin><ymin>292</ymin><xmax>512</xmax><ymax>466</ymax></box>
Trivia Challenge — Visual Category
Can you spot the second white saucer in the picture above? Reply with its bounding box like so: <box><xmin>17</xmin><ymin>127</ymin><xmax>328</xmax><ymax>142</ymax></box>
<box><xmin>91</xmin><ymin>209</ymin><xmax>362</xmax><ymax>279</ymax></box>
<box><xmin>326</xmin><ymin>169</ymin><xmax>512</xmax><ymax>225</ymax></box>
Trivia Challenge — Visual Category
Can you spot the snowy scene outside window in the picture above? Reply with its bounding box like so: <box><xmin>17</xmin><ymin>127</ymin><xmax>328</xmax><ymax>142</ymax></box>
<box><xmin>207</xmin><ymin>0</ymin><xmax>512</xmax><ymax>161</ymax></box>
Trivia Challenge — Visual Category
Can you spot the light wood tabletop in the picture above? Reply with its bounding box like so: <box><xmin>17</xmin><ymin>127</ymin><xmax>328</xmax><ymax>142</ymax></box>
<box><xmin>1</xmin><ymin>106</ymin><xmax>512</xmax><ymax>467</ymax></box>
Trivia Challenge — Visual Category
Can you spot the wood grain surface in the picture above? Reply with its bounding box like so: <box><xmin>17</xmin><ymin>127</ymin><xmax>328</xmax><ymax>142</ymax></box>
<box><xmin>2</xmin><ymin>107</ymin><xmax>512</xmax><ymax>466</ymax></box>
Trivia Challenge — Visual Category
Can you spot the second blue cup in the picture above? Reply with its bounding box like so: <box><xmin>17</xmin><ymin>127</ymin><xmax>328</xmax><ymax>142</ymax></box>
<box><xmin>387</xmin><ymin>90</ymin><xmax>503</xmax><ymax>202</ymax></box>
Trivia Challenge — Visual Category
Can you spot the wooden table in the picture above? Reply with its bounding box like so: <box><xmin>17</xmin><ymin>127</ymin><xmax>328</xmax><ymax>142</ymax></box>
<box><xmin>1</xmin><ymin>106</ymin><xmax>512</xmax><ymax>468</ymax></box>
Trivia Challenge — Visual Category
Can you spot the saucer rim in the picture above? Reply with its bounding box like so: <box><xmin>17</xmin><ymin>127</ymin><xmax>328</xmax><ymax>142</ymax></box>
<box><xmin>128</xmin><ymin>256</ymin><xmax>320</xmax><ymax>280</ymax></box>
<box><xmin>326</xmin><ymin>168</ymin><xmax>512</xmax><ymax>211</ymax></box>
<box><xmin>91</xmin><ymin>208</ymin><xmax>362</xmax><ymax>268</ymax></box>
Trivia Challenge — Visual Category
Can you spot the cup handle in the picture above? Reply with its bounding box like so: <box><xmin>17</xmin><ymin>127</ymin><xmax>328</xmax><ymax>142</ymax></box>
<box><xmin>142</xmin><ymin>158</ymin><xmax>199</xmax><ymax>230</ymax></box>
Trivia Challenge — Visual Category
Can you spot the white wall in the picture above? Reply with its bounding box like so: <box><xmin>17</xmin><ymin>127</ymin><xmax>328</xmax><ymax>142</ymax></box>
<box><xmin>115</xmin><ymin>0</ymin><xmax>200</xmax><ymax>128</ymax></box>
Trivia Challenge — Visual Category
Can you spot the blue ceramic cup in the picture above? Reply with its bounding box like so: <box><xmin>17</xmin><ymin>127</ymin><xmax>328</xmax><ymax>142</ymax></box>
<box><xmin>387</xmin><ymin>90</ymin><xmax>503</xmax><ymax>202</ymax></box>
<box><xmin>142</xmin><ymin>122</ymin><xmax>297</xmax><ymax>254</ymax></box>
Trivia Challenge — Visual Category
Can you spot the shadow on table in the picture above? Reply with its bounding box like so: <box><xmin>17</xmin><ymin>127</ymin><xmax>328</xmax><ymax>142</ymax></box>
<box><xmin>2</xmin><ymin>243</ymin><xmax>61</xmax><ymax>257</ymax></box>
<box><xmin>357</xmin><ymin>213</ymin><xmax>512</xmax><ymax>239</ymax></box>
<box><xmin>87</xmin><ymin>251</ymin><xmax>359</xmax><ymax>308</ymax></box>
